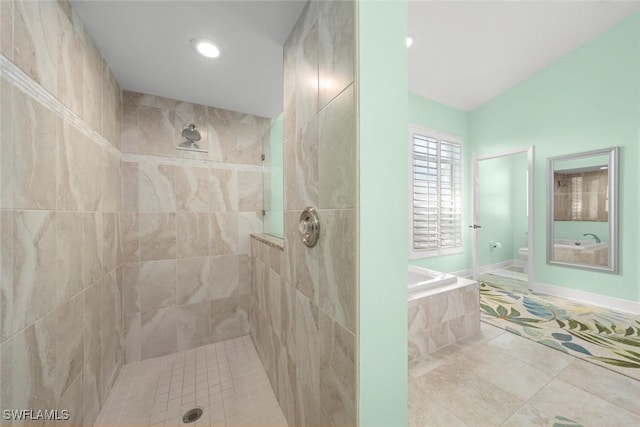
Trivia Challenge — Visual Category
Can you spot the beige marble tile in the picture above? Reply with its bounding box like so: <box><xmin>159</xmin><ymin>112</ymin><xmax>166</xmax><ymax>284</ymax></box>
<box><xmin>209</xmin><ymin>212</ymin><xmax>239</xmax><ymax>256</ymax></box>
<box><xmin>209</xmin><ymin>296</ymin><xmax>249</xmax><ymax>343</ymax></box>
<box><xmin>237</xmin><ymin>211</ymin><xmax>263</xmax><ymax>254</ymax></box>
<box><xmin>138</xmin><ymin>104</ymin><xmax>176</xmax><ymax>157</ymax></box>
<box><xmin>276</xmin><ymin>343</ymin><xmax>297</xmax><ymax>426</ymax></box>
<box><xmin>0</xmin><ymin>211</ymin><xmax>13</xmax><ymax>343</ymax></box>
<box><xmin>12</xmin><ymin>87</ymin><xmax>58</xmax><ymax>209</ymax></box>
<box><xmin>102</xmin><ymin>212</ymin><xmax>118</xmax><ymax>274</ymax></box>
<box><xmin>122</xmin><ymin>161</ymin><xmax>139</xmax><ymax>213</ymax></box>
<box><xmin>177</xmin><ymin>256</ymin><xmax>210</xmax><ymax>305</ymax></box>
<box><xmin>101</xmin><ymin>272</ymin><xmax>122</xmax><ymax>396</ymax></box>
<box><xmin>83</xmin><ymin>212</ymin><xmax>104</xmax><ymax>288</ymax></box>
<box><xmin>294</xmin><ymin>291</ymin><xmax>320</xmax><ymax>415</ymax></box>
<box><xmin>318</xmin><ymin>209</ymin><xmax>356</xmax><ymax>333</ymax></box>
<box><xmin>58</xmin><ymin>366</ymin><xmax>84</xmax><ymax>426</ymax></box>
<box><xmin>55</xmin><ymin>292</ymin><xmax>84</xmax><ymax>400</ymax></box>
<box><xmin>83</xmin><ymin>351</ymin><xmax>103</xmax><ymax>426</ymax></box>
<box><xmin>82</xmin><ymin>36</ymin><xmax>104</xmax><ymax>133</ymax></box>
<box><xmin>177</xmin><ymin>301</ymin><xmax>211</xmax><ymax>351</ymax></box>
<box><xmin>139</xmin><ymin>213</ymin><xmax>177</xmax><ymax>261</ymax></box>
<box><xmin>208</xmin><ymin>109</ymin><xmax>265</xmax><ymax>165</ymax></box>
<box><xmin>529</xmin><ymin>379</ymin><xmax>640</xmax><ymax>427</ymax></box>
<box><xmin>0</xmin><ymin>311</ymin><xmax>57</xmax><ymax>412</ymax></box>
<box><xmin>318</xmin><ymin>84</ymin><xmax>356</xmax><ymax>209</ymax></box>
<box><xmin>123</xmin><ymin>312</ymin><xmax>141</xmax><ymax>364</ymax></box>
<box><xmin>280</xmin><ymin>281</ymin><xmax>296</xmax><ymax>361</ymax></box>
<box><xmin>501</xmin><ymin>404</ymin><xmax>563</xmax><ymax>427</ymax></box>
<box><xmin>56</xmin><ymin>210</ymin><xmax>84</xmax><ymax>305</ymax></box>
<box><xmin>119</xmin><ymin>213</ymin><xmax>139</xmax><ymax>264</ymax></box>
<box><xmin>138</xmin><ymin>163</ymin><xmax>176</xmax><ymax>213</ymax></box>
<box><xmin>558</xmin><ymin>359</ymin><xmax>640</xmax><ymax>415</ymax></box>
<box><xmin>102</xmin><ymin>65</ymin><xmax>122</xmax><ymax>148</ymax></box>
<box><xmin>57</xmin><ymin>6</ymin><xmax>85</xmax><ymax>118</ymax></box>
<box><xmin>175</xmin><ymin>166</ymin><xmax>210</xmax><ymax>212</ymax></box>
<box><xmin>292</xmin><ymin>6</ymin><xmax>319</xmax><ymax>132</ymax></box>
<box><xmin>121</xmin><ymin>92</ymin><xmax>140</xmax><ymax>154</ymax></box>
<box><xmin>317</xmin><ymin>0</ymin><xmax>355</xmax><ymax>109</ymax></box>
<box><xmin>267</xmin><ymin>269</ymin><xmax>282</xmax><ymax>338</ymax></box>
<box><xmin>141</xmin><ymin>307</ymin><xmax>178</xmax><ymax>360</ymax></box>
<box><xmin>83</xmin><ymin>281</ymin><xmax>102</xmax><ymax>363</ymax></box>
<box><xmin>10</xmin><ymin>211</ymin><xmax>57</xmax><ymax>335</ymax></box>
<box><xmin>138</xmin><ymin>92</ymin><xmax>176</xmax><ymax>110</ymax></box>
<box><xmin>177</xmin><ymin>212</ymin><xmax>209</xmax><ymax>258</ymax></box>
<box><xmin>283</xmin><ymin>33</ymin><xmax>297</xmax><ymax>141</ymax></box>
<box><xmin>318</xmin><ymin>309</ymin><xmax>356</xmax><ymax>427</ymax></box>
<box><xmin>13</xmin><ymin>0</ymin><xmax>61</xmax><ymax>96</ymax></box>
<box><xmin>210</xmin><ymin>168</ymin><xmax>238</xmax><ymax>212</ymax></box>
<box><xmin>210</xmin><ymin>254</ymin><xmax>249</xmax><ymax>300</ymax></box>
<box><xmin>0</xmin><ymin>0</ymin><xmax>12</xmax><ymax>60</ymax></box>
<box><xmin>0</xmin><ymin>80</ymin><xmax>12</xmax><ymax>209</ymax></box>
<box><xmin>101</xmin><ymin>148</ymin><xmax>122</xmax><ymax>213</ymax></box>
<box><xmin>122</xmin><ymin>263</ymin><xmax>140</xmax><ymax>316</ymax></box>
<box><xmin>289</xmin><ymin>213</ymin><xmax>320</xmax><ymax>303</ymax></box>
<box><xmin>285</xmin><ymin>119</ymin><xmax>319</xmax><ymax>210</ymax></box>
<box><xmin>57</xmin><ymin>120</ymin><xmax>102</xmax><ymax>211</ymax></box>
<box><xmin>237</xmin><ymin>170</ymin><xmax>263</xmax><ymax>212</ymax></box>
<box><xmin>138</xmin><ymin>260</ymin><xmax>177</xmax><ymax>312</ymax></box>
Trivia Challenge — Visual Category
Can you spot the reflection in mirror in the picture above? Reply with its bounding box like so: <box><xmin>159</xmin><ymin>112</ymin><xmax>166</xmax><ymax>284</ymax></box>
<box><xmin>547</xmin><ymin>147</ymin><xmax>619</xmax><ymax>273</ymax></box>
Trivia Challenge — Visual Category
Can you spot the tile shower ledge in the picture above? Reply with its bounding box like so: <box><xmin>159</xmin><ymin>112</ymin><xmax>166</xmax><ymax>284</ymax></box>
<box><xmin>251</xmin><ymin>233</ymin><xmax>284</xmax><ymax>250</ymax></box>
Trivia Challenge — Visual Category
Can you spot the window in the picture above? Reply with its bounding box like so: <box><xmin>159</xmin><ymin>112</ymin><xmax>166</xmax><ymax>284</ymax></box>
<box><xmin>409</xmin><ymin>126</ymin><xmax>463</xmax><ymax>259</ymax></box>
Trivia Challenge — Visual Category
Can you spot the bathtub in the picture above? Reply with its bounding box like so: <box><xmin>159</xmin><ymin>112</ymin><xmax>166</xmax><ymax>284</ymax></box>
<box><xmin>554</xmin><ymin>239</ymin><xmax>608</xmax><ymax>251</ymax></box>
<box><xmin>408</xmin><ymin>266</ymin><xmax>463</xmax><ymax>301</ymax></box>
<box><xmin>407</xmin><ymin>266</ymin><xmax>480</xmax><ymax>359</ymax></box>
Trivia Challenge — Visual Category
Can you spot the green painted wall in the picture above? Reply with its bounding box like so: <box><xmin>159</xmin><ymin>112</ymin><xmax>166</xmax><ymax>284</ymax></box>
<box><xmin>264</xmin><ymin>113</ymin><xmax>284</xmax><ymax>237</ymax></box>
<box><xmin>469</xmin><ymin>13</ymin><xmax>639</xmax><ymax>301</ymax></box>
<box><xmin>408</xmin><ymin>93</ymin><xmax>471</xmax><ymax>273</ymax></box>
<box><xmin>510</xmin><ymin>153</ymin><xmax>529</xmax><ymax>259</ymax></box>
<box><xmin>358</xmin><ymin>1</ymin><xmax>408</xmax><ymax>425</ymax></box>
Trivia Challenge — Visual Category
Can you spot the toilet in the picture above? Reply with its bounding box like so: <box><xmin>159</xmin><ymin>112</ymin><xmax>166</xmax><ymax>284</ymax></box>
<box><xmin>518</xmin><ymin>247</ymin><xmax>528</xmax><ymax>273</ymax></box>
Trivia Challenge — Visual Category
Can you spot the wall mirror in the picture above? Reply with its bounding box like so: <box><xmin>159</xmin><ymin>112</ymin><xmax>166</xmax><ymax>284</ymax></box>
<box><xmin>547</xmin><ymin>147</ymin><xmax>619</xmax><ymax>273</ymax></box>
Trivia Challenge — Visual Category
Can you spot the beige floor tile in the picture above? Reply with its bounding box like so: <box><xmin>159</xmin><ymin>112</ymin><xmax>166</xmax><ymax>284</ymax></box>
<box><xmin>459</xmin><ymin>343</ymin><xmax>554</xmax><ymax>401</ymax></box>
<box><xmin>485</xmin><ymin>330</ymin><xmax>573</xmax><ymax>375</ymax></box>
<box><xmin>528</xmin><ymin>379</ymin><xmax>640</xmax><ymax>427</ymax></box>
<box><xmin>502</xmin><ymin>403</ymin><xmax>575</xmax><ymax>427</ymax></box>
<box><xmin>413</xmin><ymin>362</ymin><xmax>524</xmax><ymax>427</ymax></box>
<box><xmin>558</xmin><ymin>359</ymin><xmax>640</xmax><ymax>415</ymax></box>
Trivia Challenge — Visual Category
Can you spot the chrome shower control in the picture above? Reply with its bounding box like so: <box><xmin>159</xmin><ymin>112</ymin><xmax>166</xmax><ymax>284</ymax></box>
<box><xmin>299</xmin><ymin>207</ymin><xmax>320</xmax><ymax>248</ymax></box>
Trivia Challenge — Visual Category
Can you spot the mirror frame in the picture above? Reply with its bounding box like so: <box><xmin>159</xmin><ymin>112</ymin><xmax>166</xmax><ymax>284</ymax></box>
<box><xmin>547</xmin><ymin>147</ymin><xmax>619</xmax><ymax>273</ymax></box>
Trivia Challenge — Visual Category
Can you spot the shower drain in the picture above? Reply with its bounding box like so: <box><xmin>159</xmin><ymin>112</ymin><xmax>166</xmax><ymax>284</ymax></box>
<box><xmin>182</xmin><ymin>407</ymin><xmax>203</xmax><ymax>424</ymax></box>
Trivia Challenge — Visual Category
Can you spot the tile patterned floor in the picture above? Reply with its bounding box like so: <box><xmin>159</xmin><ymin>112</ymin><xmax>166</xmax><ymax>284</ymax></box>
<box><xmin>409</xmin><ymin>322</ymin><xmax>640</xmax><ymax>427</ymax></box>
<box><xmin>95</xmin><ymin>336</ymin><xmax>286</xmax><ymax>427</ymax></box>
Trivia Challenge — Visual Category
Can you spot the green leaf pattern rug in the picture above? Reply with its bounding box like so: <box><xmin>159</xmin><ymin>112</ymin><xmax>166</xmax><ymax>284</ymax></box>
<box><xmin>479</xmin><ymin>279</ymin><xmax>640</xmax><ymax>381</ymax></box>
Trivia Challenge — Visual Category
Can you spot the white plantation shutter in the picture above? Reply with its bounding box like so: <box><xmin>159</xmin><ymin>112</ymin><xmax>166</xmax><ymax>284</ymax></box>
<box><xmin>410</xmin><ymin>127</ymin><xmax>463</xmax><ymax>258</ymax></box>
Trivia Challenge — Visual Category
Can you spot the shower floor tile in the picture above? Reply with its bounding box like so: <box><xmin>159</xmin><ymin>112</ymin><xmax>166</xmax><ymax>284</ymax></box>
<box><xmin>95</xmin><ymin>336</ymin><xmax>287</xmax><ymax>427</ymax></box>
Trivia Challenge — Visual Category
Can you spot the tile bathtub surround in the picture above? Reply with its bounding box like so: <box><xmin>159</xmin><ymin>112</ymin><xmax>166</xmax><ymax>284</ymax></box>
<box><xmin>0</xmin><ymin>1</ymin><xmax>124</xmax><ymax>426</ymax></box>
<box><xmin>408</xmin><ymin>281</ymin><xmax>481</xmax><ymax>361</ymax></box>
<box><xmin>94</xmin><ymin>336</ymin><xmax>286</xmax><ymax>427</ymax></box>
<box><xmin>120</xmin><ymin>92</ymin><xmax>270</xmax><ymax>362</ymax></box>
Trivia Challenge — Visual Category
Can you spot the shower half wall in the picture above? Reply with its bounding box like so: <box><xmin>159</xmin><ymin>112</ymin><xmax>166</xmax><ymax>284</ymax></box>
<box><xmin>120</xmin><ymin>91</ymin><xmax>271</xmax><ymax>362</ymax></box>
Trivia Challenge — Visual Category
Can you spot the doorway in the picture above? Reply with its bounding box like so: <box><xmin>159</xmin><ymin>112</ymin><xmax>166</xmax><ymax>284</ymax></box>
<box><xmin>471</xmin><ymin>147</ymin><xmax>534</xmax><ymax>290</ymax></box>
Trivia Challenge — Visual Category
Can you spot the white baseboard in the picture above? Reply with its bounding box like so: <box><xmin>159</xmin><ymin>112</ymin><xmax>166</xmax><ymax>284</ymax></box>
<box><xmin>533</xmin><ymin>281</ymin><xmax>640</xmax><ymax>315</ymax></box>
<box><xmin>513</xmin><ymin>259</ymin><xmax>525</xmax><ymax>268</ymax></box>
<box><xmin>477</xmin><ymin>260</ymin><xmax>516</xmax><ymax>275</ymax></box>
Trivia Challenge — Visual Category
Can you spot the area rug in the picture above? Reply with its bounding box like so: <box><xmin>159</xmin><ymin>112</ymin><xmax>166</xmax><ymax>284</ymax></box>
<box><xmin>479</xmin><ymin>278</ymin><xmax>640</xmax><ymax>381</ymax></box>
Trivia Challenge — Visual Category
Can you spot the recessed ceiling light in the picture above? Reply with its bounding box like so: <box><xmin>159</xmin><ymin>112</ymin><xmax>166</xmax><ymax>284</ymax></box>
<box><xmin>191</xmin><ymin>38</ymin><xmax>220</xmax><ymax>59</ymax></box>
<box><xmin>406</xmin><ymin>36</ymin><xmax>414</xmax><ymax>48</ymax></box>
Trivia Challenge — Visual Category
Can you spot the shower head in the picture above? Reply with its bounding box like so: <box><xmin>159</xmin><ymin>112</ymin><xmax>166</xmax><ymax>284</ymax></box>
<box><xmin>181</xmin><ymin>123</ymin><xmax>201</xmax><ymax>142</ymax></box>
<box><xmin>176</xmin><ymin>123</ymin><xmax>207</xmax><ymax>153</ymax></box>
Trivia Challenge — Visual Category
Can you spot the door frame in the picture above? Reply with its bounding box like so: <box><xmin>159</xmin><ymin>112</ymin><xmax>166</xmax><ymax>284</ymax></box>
<box><xmin>471</xmin><ymin>146</ymin><xmax>535</xmax><ymax>290</ymax></box>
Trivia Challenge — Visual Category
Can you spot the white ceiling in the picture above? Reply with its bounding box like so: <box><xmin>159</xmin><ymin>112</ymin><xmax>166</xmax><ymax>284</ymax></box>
<box><xmin>73</xmin><ymin>1</ymin><xmax>640</xmax><ymax>118</ymax></box>
<box><xmin>71</xmin><ymin>0</ymin><xmax>307</xmax><ymax>119</ymax></box>
<box><xmin>408</xmin><ymin>1</ymin><xmax>640</xmax><ymax>112</ymax></box>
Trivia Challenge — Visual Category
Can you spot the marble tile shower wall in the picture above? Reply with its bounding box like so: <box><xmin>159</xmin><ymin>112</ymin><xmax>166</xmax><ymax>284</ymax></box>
<box><xmin>250</xmin><ymin>1</ymin><xmax>358</xmax><ymax>426</ymax></box>
<box><xmin>0</xmin><ymin>1</ymin><xmax>124</xmax><ymax>426</ymax></box>
<box><xmin>120</xmin><ymin>91</ymin><xmax>271</xmax><ymax>363</ymax></box>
